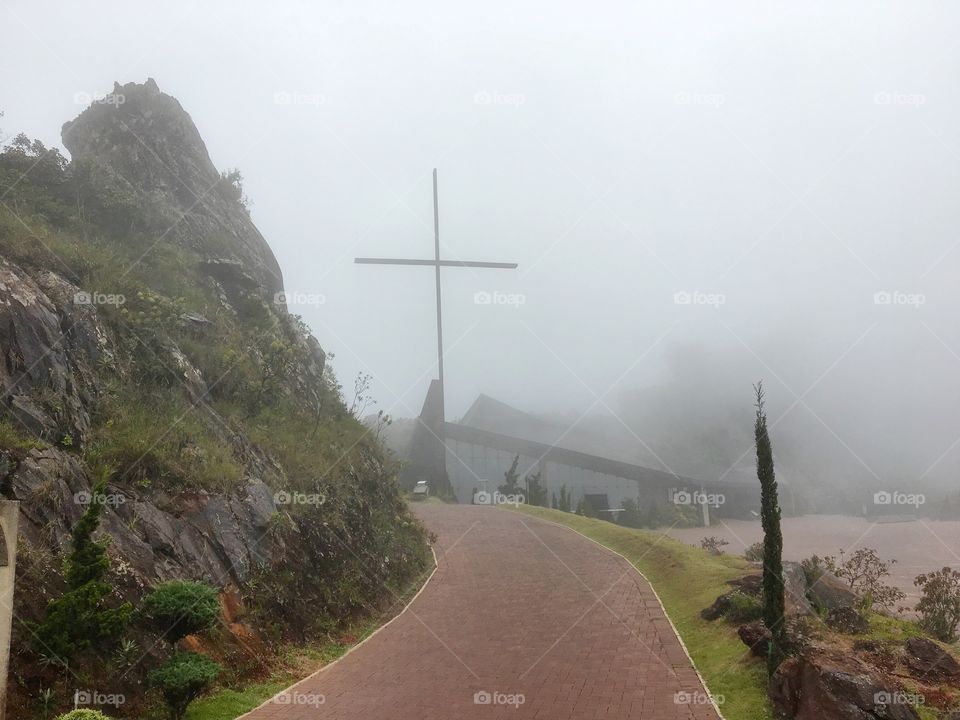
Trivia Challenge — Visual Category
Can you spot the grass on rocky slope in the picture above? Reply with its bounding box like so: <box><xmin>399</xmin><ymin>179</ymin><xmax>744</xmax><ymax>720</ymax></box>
<box><xmin>508</xmin><ymin>505</ymin><xmax>772</xmax><ymax>720</ymax></box>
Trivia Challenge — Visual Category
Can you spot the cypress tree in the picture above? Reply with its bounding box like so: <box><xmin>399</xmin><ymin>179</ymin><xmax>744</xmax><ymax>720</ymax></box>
<box><xmin>754</xmin><ymin>382</ymin><xmax>786</xmax><ymax>675</ymax></box>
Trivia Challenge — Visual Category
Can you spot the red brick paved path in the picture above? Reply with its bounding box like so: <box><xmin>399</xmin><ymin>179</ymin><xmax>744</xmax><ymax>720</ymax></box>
<box><xmin>242</xmin><ymin>505</ymin><xmax>721</xmax><ymax>719</ymax></box>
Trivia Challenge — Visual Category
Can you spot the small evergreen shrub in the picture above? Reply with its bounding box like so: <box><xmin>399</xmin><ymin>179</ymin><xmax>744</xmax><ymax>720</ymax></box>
<box><xmin>34</xmin><ymin>475</ymin><xmax>132</xmax><ymax>663</ymax></box>
<box><xmin>140</xmin><ymin>580</ymin><xmax>220</xmax><ymax>644</ymax></box>
<box><xmin>56</xmin><ymin>711</ymin><xmax>112</xmax><ymax>720</ymax></box>
<box><xmin>149</xmin><ymin>651</ymin><xmax>221</xmax><ymax>720</ymax></box>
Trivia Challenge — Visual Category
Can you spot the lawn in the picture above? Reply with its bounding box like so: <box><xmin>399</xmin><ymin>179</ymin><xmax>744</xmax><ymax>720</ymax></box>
<box><xmin>507</xmin><ymin>505</ymin><xmax>773</xmax><ymax>720</ymax></box>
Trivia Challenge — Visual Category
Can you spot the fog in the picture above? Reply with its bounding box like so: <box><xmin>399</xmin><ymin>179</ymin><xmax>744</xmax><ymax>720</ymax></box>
<box><xmin>5</xmin><ymin>0</ymin><xmax>960</xmax><ymax>495</ymax></box>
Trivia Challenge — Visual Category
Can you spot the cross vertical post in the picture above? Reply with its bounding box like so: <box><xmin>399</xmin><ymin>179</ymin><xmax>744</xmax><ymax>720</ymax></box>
<box><xmin>433</xmin><ymin>168</ymin><xmax>444</xmax><ymax>420</ymax></box>
<box><xmin>355</xmin><ymin>169</ymin><xmax>518</xmax><ymax>421</ymax></box>
<box><xmin>355</xmin><ymin>169</ymin><xmax>518</xmax><ymax>497</ymax></box>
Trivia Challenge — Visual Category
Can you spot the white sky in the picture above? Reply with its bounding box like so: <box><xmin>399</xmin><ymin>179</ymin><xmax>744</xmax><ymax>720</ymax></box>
<box><xmin>4</xmin><ymin>0</ymin><xmax>960</xmax><ymax>487</ymax></box>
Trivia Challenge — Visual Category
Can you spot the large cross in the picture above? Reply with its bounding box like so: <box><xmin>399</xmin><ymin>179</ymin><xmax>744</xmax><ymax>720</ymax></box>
<box><xmin>355</xmin><ymin>169</ymin><xmax>518</xmax><ymax>423</ymax></box>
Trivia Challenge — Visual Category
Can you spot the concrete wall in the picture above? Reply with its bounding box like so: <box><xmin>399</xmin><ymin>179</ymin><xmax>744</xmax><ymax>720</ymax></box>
<box><xmin>0</xmin><ymin>502</ymin><xmax>19</xmax><ymax>720</ymax></box>
<box><xmin>442</xmin><ymin>423</ymin><xmax>761</xmax><ymax>518</ymax></box>
<box><xmin>445</xmin><ymin>437</ymin><xmax>672</xmax><ymax>509</ymax></box>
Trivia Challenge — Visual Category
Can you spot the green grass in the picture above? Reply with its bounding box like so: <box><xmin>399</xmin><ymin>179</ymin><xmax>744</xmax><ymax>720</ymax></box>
<box><xmin>84</xmin><ymin>384</ymin><xmax>244</xmax><ymax>493</ymax></box>
<box><xmin>186</xmin><ymin>679</ymin><xmax>290</xmax><ymax>720</ymax></box>
<box><xmin>0</xmin><ymin>420</ymin><xmax>48</xmax><ymax>453</ymax></box>
<box><xmin>508</xmin><ymin>505</ymin><xmax>773</xmax><ymax>720</ymax></box>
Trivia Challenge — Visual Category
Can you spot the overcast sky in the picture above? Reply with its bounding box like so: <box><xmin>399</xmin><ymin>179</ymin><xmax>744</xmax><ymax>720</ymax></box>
<box><xmin>4</xmin><ymin>1</ymin><xmax>960</xmax><ymax>488</ymax></box>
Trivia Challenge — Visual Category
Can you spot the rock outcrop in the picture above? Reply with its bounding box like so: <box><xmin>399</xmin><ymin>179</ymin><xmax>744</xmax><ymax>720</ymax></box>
<box><xmin>770</xmin><ymin>649</ymin><xmax>920</xmax><ymax>720</ymax></box>
<box><xmin>0</xmin><ymin>260</ymin><xmax>106</xmax><ymax>443</ymax></box>
<box><xmin>903</xmin><ymin>637</ymin><xmax>960</xmax><ymax>681</ymax></box>
<box><xmin>807</xmin><ymin>570</ymin><xmax>858</xmax><ymax>611</ymax></box>
<box><xmin>62</xmin><ymin>78</ymin><xmax>284</xmax><ymax>297</ymax></box>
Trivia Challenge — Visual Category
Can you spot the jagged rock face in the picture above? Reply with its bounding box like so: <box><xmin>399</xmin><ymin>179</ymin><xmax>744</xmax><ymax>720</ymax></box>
<box><xmin>0</xmin><ymin>258</ymin><xmax>282</xmax><ymax>588</ymax></box>
<box><xmin>770</xmin><ymin>649</ymin><xmax>920</xmax><ymax>720</ymax></box>
<box><xmin>61</xmin><ymin>78</ymin><xmax>284</xmax><ymax>297</ymax></box>
<box><xmin>0</xmin><ymin>260</ymin><xmax>106</xmax><ymax>442</ymax></box>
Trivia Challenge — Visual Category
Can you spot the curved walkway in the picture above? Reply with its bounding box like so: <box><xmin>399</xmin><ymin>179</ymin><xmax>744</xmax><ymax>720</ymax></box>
<box><xmin>242</xmin><ymin>504</ymin><xmax>720</xmax><ymax>719</ymax></box>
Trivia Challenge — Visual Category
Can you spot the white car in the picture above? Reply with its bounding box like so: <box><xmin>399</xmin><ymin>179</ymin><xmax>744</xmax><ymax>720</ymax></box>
<box><xmin>412</xmin><ymin>481</ymin><xmax>430</xmax><ymax>499</ymax></box>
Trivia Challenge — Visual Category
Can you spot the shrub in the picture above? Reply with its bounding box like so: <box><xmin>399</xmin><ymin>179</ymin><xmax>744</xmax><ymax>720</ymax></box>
<box><xmin>744</xmin><ymin>541</ymin><xmax>764</xmax><ymax>562</ymax></box>
<box><xmin>34</xmin><ymin>474</ymin><xmax>132</xmax><ymax>663</ymax></box>
<box><xmin>726</xmin><ymin>592</ymin><xmax>763</xmax><ymax>623</ymax></box>
<box><xmin>140</xmin><ymin>580</ymin><xmax>221</xmax><ymax>644</ymax></box>
<box><xmin>914</xmin><ymin>567</ymin><xmax>960</xmax><ymax>642</ymax></box>
<box><xmin>699</xmin><ymin>536</ymin><xmax>730</xmax><ymax>555</ymax></box>
<box><xmin>820</xmin><ymin>548</ymin><xmax>906</xmax><ymax>610</ymax></box>
<box><xmin>149</xmin><ymin>651</ymin><xmax>221</xmax><ymax>720</ymax></box>
<box><xmin>56</xmin><ymin>711</ymin><xmax>112</xmax><ymax>720</ymax></box>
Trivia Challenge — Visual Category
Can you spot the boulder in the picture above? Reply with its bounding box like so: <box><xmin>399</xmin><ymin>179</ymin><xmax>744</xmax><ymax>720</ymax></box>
<box><xmin>738</xmin><ymin>620</ymin><xmax>771</xmax><ymax>658</ymax></box>
<box><xmin>826</xmin><ymin>606</ymin><xmax>869</xmax><ymax>634</ymax></box>
<box><xmin>728</xmin><ymin>573</ymin><xmax>763</xmax><ymax>595</ymax></box>
<box><xmin>807</xmin><ymin>570</ymin><xmax>857</xmax><ymax>611</ymax></box>
<box><xmin>701</xmin><ymin>593</ymin><xmax>732</xmax><ymax>621</ymax></box>
<box><xmin>783</xmin><ymin>561</ymin><xmax>815</xmax><ymax>616</ymax></box>
<box><xmin>904</xmin><ymin>637</ymin><xmax>960</xmax><ymax>681</ymax></box>
<box><xmin>770</xmin><ymin>649</ymin><xmax>920</xmax><ymax>720</ymax></box>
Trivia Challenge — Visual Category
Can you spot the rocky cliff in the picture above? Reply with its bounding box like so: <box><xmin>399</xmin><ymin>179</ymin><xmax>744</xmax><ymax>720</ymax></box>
<box><xmin>0</xmin><ymin>80</ymin><xmax>428</xmax><ymax>717</ymax></box>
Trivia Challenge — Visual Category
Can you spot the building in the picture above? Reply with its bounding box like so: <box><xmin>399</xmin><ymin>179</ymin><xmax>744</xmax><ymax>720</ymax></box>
<box><xmin>401</xmin><ymin>382</ymin><xmax>765</xmax><ymax>523</ymax></box>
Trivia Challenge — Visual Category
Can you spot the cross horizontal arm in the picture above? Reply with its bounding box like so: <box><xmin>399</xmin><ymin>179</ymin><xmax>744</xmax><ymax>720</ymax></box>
<box><xmin>355</xmin><ymin>257</ymin><xmax>518</xmax><ymax>269</ymax></box>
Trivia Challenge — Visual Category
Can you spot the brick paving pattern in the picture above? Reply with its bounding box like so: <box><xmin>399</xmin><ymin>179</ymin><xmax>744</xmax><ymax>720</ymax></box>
<box><xmin>243</xmin><ymin>504</ymin><xmax>721</xmax><ymax>719</ymax></box>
